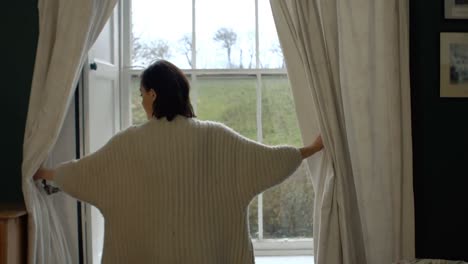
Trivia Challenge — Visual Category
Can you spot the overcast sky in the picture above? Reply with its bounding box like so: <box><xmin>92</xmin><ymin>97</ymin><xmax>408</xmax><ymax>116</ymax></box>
<box><xmin>132</xmin><ymin>0</ymin><xmax>283</xmax><ymax>69</ymax></box>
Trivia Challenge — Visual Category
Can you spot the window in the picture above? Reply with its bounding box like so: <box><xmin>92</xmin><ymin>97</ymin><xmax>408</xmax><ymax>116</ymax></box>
<box><xmin>126</xmin><ymin>0</ymin><xmax>314</xmax><ymax>255</ymax></box>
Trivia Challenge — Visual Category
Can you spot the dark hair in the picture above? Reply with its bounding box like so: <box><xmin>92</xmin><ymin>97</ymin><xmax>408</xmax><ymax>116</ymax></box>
<box><xmin>140</xmin><ymin>60</ymin><xmax>196</xmax><ymax>121</ymax></box>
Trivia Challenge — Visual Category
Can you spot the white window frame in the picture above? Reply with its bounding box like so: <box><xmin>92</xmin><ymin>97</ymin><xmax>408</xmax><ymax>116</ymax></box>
<box><xmin>120</xmin><ymin>0</ymin><xmax>313</xmax><ymax>256</ymax></box>
<box><xmin>253</xmin><ymin>239</ymin><xmax>314</xmax><ymax>256</ymax></box>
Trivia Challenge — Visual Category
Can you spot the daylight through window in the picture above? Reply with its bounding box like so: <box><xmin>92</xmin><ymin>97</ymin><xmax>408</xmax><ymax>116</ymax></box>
<box><xmin>128</xmin><ymin>0</ymin><xmax>314</xmax><ymax>249</ymax></box>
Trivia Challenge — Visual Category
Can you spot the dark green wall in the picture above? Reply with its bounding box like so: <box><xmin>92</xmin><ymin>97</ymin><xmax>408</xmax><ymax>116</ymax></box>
<box><xmin>410</xmin><ymin>0</ymin><xmax>468</xmax><ymax>261</ymax></box>
<box><xmin>0</xmin><ymin>1</ymin><xmax>38</xmax><ymax>203</ymax></box>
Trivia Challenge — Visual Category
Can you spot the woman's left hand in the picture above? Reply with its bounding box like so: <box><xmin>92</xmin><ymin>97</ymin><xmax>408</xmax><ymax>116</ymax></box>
<box><xmin>300</xmin><ymin>134</ymin><xmax>324</xmax><ymax>159</ymax></box>
<box><xmin>33</xmin><ymin>167</ymin><xmax>55</xmax><ymax>181</ymax></box>
<box><xmin>311</xmin><ymin>135</ymin><xmax>323</xmax><ymax>152</ymax></box>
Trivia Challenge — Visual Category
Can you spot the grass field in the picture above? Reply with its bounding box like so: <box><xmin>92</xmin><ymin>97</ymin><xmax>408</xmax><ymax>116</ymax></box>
<box><xmin>131</xmin><ymin>75</ymin><xmax>314</xmax><ymax>238</ymax></box>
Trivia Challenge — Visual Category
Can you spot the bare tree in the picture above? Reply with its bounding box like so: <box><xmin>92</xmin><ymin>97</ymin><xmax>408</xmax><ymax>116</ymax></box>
<box><xmin>131</xmin><ymin>35</ymin><xmax>146</xmax><ymax>65</ymax></box>
<box><xmin>131</xmin><ymin>36</ymin><xmax>172</xmax><ymax>66</ymax></box>
<box><xmin>246</xmin><ymin>32</ymin><xmax>255</xmax><ymax>69</ymax></box>
<box><xmin>213</xmin><ymin>27</ymin><xmax>237</xmax><ymax>68</ymax></box>
<box><xmin>132</xmin><ymin>19</ymin><xmax>172</xmax><ymax>66</ymax></box>
<box><xmin>271</xmin><ymin>42</ymin><xmax>285</xmax><ymax>69</ymax></box>
<box><xmin>179</xmin><ymin>34</ymin><xmax>192</xmax><ymax>67</ymax></box>
<box><xmin>248</xmin><ymin>48</ymin><xmax>254</xmax><ymax>69</ymax></box>
<box><xmin>143</xmin><ymin>40</ymin><xmax>171</xmax><ymax>62</ymax></box>
<box><xmin>239</xmin><ymin>49</ymin><xmax>244</xmax><ymax>69</ymax></box>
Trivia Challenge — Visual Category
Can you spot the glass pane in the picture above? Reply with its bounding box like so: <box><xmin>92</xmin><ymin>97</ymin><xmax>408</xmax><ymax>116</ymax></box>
<box><xmin>196</xmin><ymin>0</ymin><xmax>255</xmax><ymax>69</ymax></box>
<box><xmin>195</xmin><ymin>75</ymin><xmax>258</xmax><ymax>237</ymax></box>
<box><xmin>130</xmin><ymin>74</ymin><xmax>146</xmax><ymax>125</ymax></box>
<box><xmin>259</xmin><ymin>0</ymin><xmax>284</xmax><ymax>69</ymax></box>
<box><xmin>195</xmin><ymin>76</ymin><xmax>257</xmax><ymax>139</ymax></box>
<box><xmin>248</xmin><ymin>196</ymin><xmax>259</xmax><ymax>238</ymax></box>
<box><xmin>131</xmin><ymin>0</ymin><xmax>192</xmax><ymax>69</ymax></box>
<box><xmin>261</xmin><ymin>75</ymin><xmax>314</xmax><ymax>238</ymax></box>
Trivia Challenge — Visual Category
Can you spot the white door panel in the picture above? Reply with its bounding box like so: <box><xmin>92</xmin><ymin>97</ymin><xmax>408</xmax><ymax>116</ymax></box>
<box><xmin>84</xmin><ymin>4</ymin><xmax>120</xmax><ymax>264</ymax></box>
<box><xmin>92</xmin><ymin>22</ymin><xmax>114</xmax><ymax>63</ymax></box>
<box><xmin>88</xmin><ymin>80</ymin><xmax>117</xmax><ymax>152</ymax></box>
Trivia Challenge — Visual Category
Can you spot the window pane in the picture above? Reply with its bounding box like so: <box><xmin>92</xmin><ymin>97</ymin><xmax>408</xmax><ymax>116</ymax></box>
<box><xmin>196</xmin><ymin>0</ymin><xmax>255</xmax><ymax>69</ymax></box>
<box><xmin>130</xmin><ymin>74</ymin><xmax>146</xmax><ymax>125</ymax></box>
<box><xmin>249</xmin><ymin>196</ymin><xmax>259</xmax><ymax>238</ymax></box>
<box><xmin>258</xmin><ymin>0</ymin><xmax>284</xmax><ymax>69</ymax></box>
<box><xmin>194</xmin><ymin>76</ymin><xmax>258</xmax><ymax>236</ymax></box>
<box><xmin>261</xmin><ymin>75</ymin><xmax>314</xmax><ymax>238</ymax></box>
<box><xmin>131</xmin><ymin>0</ymin><xmax>192</xmax><ymax>69</ymax></box>
<box><xmin>195</xmin><ymin>76</ymin><xmax>257</xmax><ymax>138</ymax></box>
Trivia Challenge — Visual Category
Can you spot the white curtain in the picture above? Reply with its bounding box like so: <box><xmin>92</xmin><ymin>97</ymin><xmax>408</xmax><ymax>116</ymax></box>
<box><xmin>270</xmin><ymin>1</ymin><xmax>415</xmax><ymax>263</ymax></box>
<box><xmin>22</xmin><ymin>0</ymin><xmax>117</xmax><ymax>263</ymax></box>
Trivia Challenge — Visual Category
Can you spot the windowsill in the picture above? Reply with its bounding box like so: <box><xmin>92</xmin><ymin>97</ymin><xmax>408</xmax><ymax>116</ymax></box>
<box><xmin>255</xmin><ymin>256</ymin><xmax>314</xmax><ymax>264</ymax></box>
<box><xmin>252</xmin><ymin>239</ymin><xmax>314</xmax><ymax>256</ymax></box>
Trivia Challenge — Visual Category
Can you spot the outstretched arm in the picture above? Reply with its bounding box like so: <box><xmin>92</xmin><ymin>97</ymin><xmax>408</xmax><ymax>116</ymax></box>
<box><xmin>32</xmin><ymin>130</ymin><xmax>127</xmax><ymax>206</ymax></box>
<box><xmin>218</xmin><ymin>122</ymin><xmax>323</xmax><ymax>196</ymax></box>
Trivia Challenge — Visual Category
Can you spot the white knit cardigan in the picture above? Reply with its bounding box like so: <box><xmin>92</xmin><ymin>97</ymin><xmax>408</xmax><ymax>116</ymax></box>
<box><xmin>54</xmin><ymin>116</ymin><xmax>302</xmax><ymax>264</ymax></box>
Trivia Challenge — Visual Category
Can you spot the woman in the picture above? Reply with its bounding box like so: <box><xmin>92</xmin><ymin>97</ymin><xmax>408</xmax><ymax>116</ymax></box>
<box><xmin>34</xmin><ymin>60</ymin><xmax>323</xmax><ymax>264</ymax></box>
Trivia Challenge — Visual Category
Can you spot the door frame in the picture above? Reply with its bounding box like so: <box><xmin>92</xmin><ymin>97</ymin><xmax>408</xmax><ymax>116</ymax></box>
<box><xmin>76</xmin><ymin>74</ymin><xmax>87</xmax><ymax>264</ymax></box>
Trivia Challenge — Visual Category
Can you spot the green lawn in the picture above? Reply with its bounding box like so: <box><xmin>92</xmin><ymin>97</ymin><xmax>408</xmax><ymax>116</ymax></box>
<box><xmin>131</xmin><ymin>75</ymin><xmax>314</xmax><ymax>238</ymax></box>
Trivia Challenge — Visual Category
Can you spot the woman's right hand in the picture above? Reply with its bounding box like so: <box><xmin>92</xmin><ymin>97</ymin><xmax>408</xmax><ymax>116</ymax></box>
<box><xmin>311</xmin><ymin>135</ymin><xmax>323</xmax><ymax>152</ymax></box>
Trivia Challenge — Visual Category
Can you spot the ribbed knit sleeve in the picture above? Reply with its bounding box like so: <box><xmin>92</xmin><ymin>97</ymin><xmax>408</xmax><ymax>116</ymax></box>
<box><xmin>53</xmin><ymin>131</ymin><xmax>125</xmax><ymax>207</ymax></box>
<box><xmin>216</xmin><ymin>124</ymin><xmax>303</xmax><ymax>198</ymax></box>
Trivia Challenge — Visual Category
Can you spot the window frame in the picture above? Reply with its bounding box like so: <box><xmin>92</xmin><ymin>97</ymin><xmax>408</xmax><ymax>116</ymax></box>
<box><xmin>121</xmin><ymin>0</ymin><xmax>313</xmax><ymax>256</ymax></box>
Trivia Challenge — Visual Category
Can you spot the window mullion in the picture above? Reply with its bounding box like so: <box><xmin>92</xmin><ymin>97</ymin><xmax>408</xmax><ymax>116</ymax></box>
<box><xmin>120</xmin><ymin>0</ymin><xmax>132</xmax><ymax>129</ymax></box>
<box><xmin>254</xmin><ymin>0</ymin><xmax>264</xmax><ymax>240</ymax></box>
<box><xmin>257</xmin><ymin>73</ymin><xmax>263</xmax><ymax>239</ymax></box>
<box><xmin>191</xmin><ymin>0</ymin><xmax>198</xmax><ymax>113</ymax></box>
<box><xmin>192</xmin><ymin>0</ymin><xmax>196</xmax><ymax>69</ymax></box>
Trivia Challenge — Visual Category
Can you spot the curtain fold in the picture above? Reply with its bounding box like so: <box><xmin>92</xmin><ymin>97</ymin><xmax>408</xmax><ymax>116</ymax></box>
<box><xmin>22</xmin><ymin>0</ymin><xmax>117</xmax><ymax>263</ymax></box>
<box><xmin>270</xmin><ymin>0</ymin><xmax>414</xmax><ymax>263</ymax></box>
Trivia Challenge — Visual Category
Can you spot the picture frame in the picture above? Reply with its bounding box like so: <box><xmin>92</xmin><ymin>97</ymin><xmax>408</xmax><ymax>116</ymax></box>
<box><xmin>445</xmin><ymin>0</ymin><xmax>468</xmax><ymax>19</ymax></box>
<box><xmin>440</xmin><ymin>33</ymin><xmax>468</xmax><ymax>97</ymax></box>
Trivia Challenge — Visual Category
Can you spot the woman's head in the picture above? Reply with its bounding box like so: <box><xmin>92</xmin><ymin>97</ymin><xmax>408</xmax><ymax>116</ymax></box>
<box><xmin>140</xmin><ymin>60</ymin><xmax>196</xmax><ymax>121</ymax></box>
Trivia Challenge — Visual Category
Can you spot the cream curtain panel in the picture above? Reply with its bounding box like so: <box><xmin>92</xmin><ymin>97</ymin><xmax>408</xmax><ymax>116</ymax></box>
<box><xmin>22</xmin><ymin>0</ymin><xmax>117</xmax><ymax>263</ymax></box>
<box><xmin>270</xmin><ymin>0</ymin><xmax>415</xmax><ymax>263</ymax></box>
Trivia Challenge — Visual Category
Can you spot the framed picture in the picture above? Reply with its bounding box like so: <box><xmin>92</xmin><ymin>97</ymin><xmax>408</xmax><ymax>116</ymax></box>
<box><xmin>445</xmin><ymin>0</ymin><xmax>468</xmax><ymax>19</ymax></box>
<box><xmin>440</xmin><ymin>33</ymin><xmax>468</xmax><ymax>97</ymax></box>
